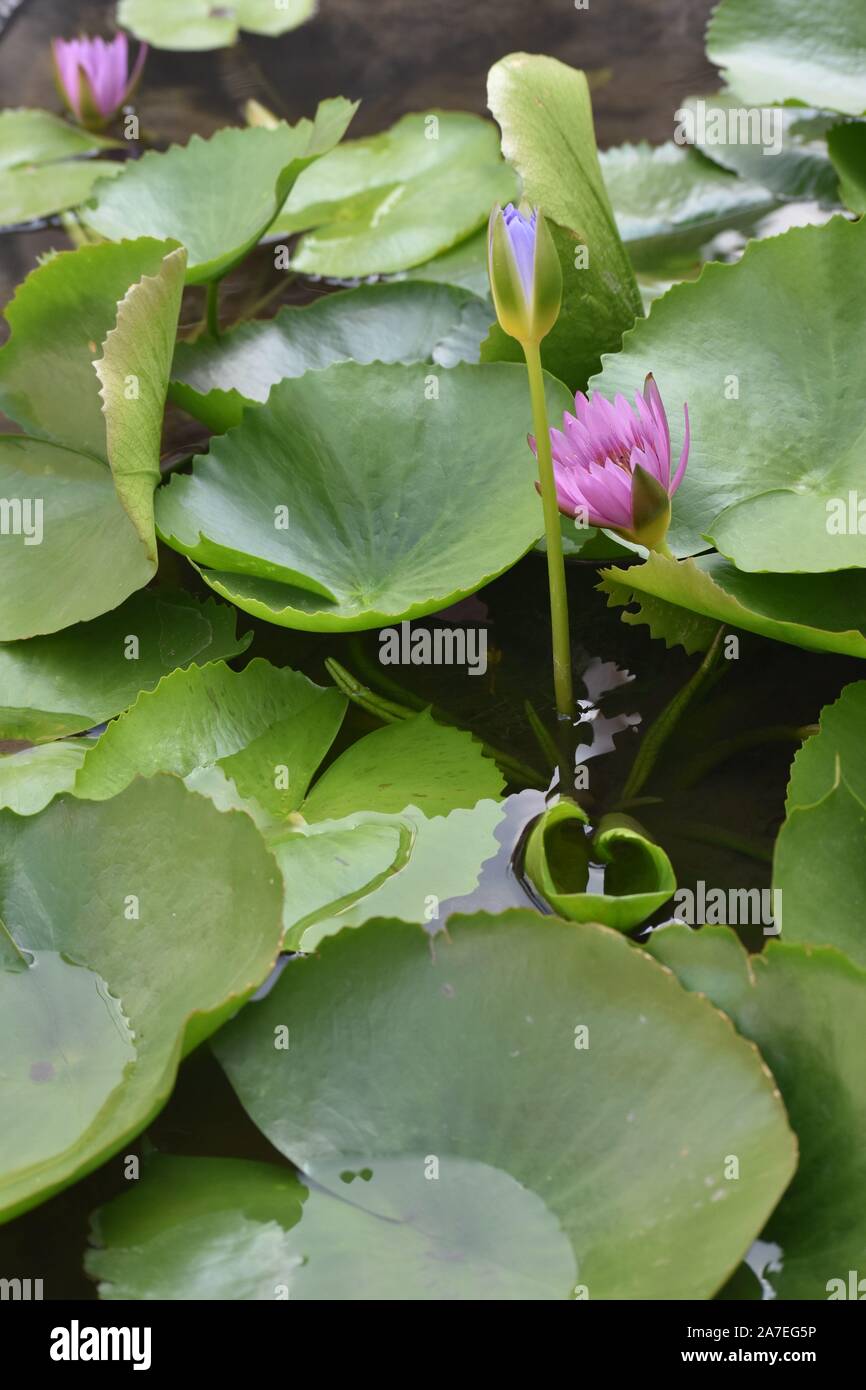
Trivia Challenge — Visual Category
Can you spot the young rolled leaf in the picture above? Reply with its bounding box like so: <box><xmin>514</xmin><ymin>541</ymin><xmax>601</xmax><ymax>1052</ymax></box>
<box><xmin>523</xmin><ymin>799</ymin><xmax>676</xmax><ymax>930</ymax></box>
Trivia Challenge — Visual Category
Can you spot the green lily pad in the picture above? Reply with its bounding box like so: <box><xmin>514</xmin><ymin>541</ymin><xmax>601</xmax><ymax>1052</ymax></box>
<box><xmin>86</xmin><ymin>1151</ymin><xmax>576</xmax><ymax>1300</ymax></box>
<box><xmin>647</xmin><ymin>924</ymin><xmax>866</xmax><ymax>1300</ymax></box>
<box><xmin>400</xmin><ymin>228</ymin><xmax>491</xmax><ymax>298</ymax></box>
<box><xmin>85</xmin><ymin>102</ymin><xmax>356</xmax><ymax>284</ymax></box>
<box><xmin>169</xmin><ymin>282</ymin><xmax>492</xmax><ymax>433</ymax></box>
<box><xmin>156</xmin><ymin>362</ymin><xmax>572</xmax><ymax>631</ymax></box>
<box><xmin>785</xmin><ymin>680</ymin><xmax>866</xmax><ymax>811</ymax></box>
<box><xmin>773</xmin><ymin>683</ymin><xmax>866</xmax><ymax>967</ymax></box>
<box><xmin>599</xmin><ymin>140</ymin><xmax>777</xmax><ymax>277</ymax></box>
<box><xmin>281</xmin><ymin>797</ymin><xmax>507</xmax><ymax>951</ymax></box>
<box><xmin>592</xmin><ymin>216</ymin><xmax>866</xmax><ymax>570</ymax></box>
<box><xmin>0</xmin><ymin>590</ymin><xmax>249</xmax><ymax>742</ymax></box>
<box><xmin>0</xmin><ymin>741</ymin><xmax>92</xmax><ymax>816</ymax></box>
<box><xmin>268</xmin><ymin>111</ymin><xmax>517</xmax><ymax>276</ymax></box>
<box><xmin>707</xmin><ymin>0</ymin><xmax>866</xmax><ymax>116</ymax></box>
<box><xmin>74</xmin><ymin>658</ymin><xmax>346</xmax><ymax>806</ymax></box>
<box><xmin>0</xmin><ymin>108</ymin><xmax>122</xmax><ymax>228</ymax></box>
<box><xmin>827</xmin><ymin>120</ymin><xmax>866</xmax><ymax>212</ymax></box>
<box><xmin>676</xmin><ymin>96</ymin><xmax>840</xmax><ymax>204</ymax></box>
<box><xmin>598</xmin><ymin>552</ymin><xmax>866</xmax><ymax>659</ymax></box>
<box><xmin>213</xmin><ymin>911</ymin><xmax>796</xmax><ymax>1299</ymax></box>
<box><xmin>117</xmin><ymin>0</ymin><xmax>316</xmax><ymax>50</ymax></box>
<box><xmin>0</xmin><ymin>239</ymin><xmax>186</xmax><ymax>638</ymax></box>
<box><xmin>480</xmin><ymin>53</ymin><xmax>643</xmax><ymax>393</ymax></box>
<box><xmin>0</xmin><ymin>775</ymin><xmax>284</xmax><ymax>1222</ymax></box>
<box><xmin>523</xmin><ymin>799</ymin><xmax>676</xmax><ymax>930</ymax></box>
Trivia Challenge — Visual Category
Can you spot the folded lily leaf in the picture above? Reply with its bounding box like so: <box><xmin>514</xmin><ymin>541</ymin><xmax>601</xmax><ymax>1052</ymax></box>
<box><xmin>523</xmin><ymin>799</ymin><xmax>676</xmax><ymax>931</ymax></box>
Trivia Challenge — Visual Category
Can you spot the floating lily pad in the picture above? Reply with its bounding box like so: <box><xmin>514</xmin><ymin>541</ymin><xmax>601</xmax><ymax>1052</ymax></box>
<box><xmin>169</xmin><ymin>282</ymin><xmax>492</xmax><ymax>432</ymax></box>
<box><xmin>212</xmin><ymin>911</ymin><xmax>796</xmax><ymax>1299</ymax></box>
<box><xmin>268</xmin><ymin>111</ymin><xmax>517</xmax><ymax>276</ymax></box>
<box><xmin>598</xmin><ymin>553</ymin><xmax>866</xmax><ymax>659</ymax></box>
<box><xmin>0</xmin><ymin>239</ymin><xmax>186</xmax><ymax>638</ymax></box>
<box><xmin>480</xmin><ymin>54</ymin><xmax>643</xmax><ymax>393</ymax></box>
<box><xmin>599</xmin><ymin>140</ymin><xmax>777</xmax><ymax>277</ymax></box>
<box><xmin>592</xmin><ymin>216</ymin><xmax>866</xmax><ymax>570</ymax></box>
<box><xmin>774</xmin><ymin>683</ymin><xmax>866</xmax><ymax>967</ymax></box>
<box><xmin>676</xmin><ymin>96</ymin><xmax>840</xmax><ymax>204</ymax></box>
<box><xmin>0</xmin><ymin>776</ymin><xmax>284</xmax><ymax>1222</ymax></box>
<box><xmin>523</xmin><ymin>800</ymin><xmax>676</xmax><ymax>931</ymax></box>
<box><xmin>86</xmin><ymin>102</ymin><xmax>356</xmax><ymax>283</ymax></box>
<box><xmin>0</xmin><ymin>108</ymin><xmax>121</xmax><ymax>228</ymax></box>
<box><xmin>647</xmin><ymin>924</ymin><xmax>866</xmax><ymax>1299</ymax></box>
<box><xmin>156</xmin><ymin>362</ymin><xmax>572</xmax><ymax>631</ymax></box>
<box><xmin>117</xmin><ymin>0</ymin><xmax>316</xmax><ymax>51</ymax></box>
<box><xmin>707</xmin><ymin>0</ymin><xmax>866</xmax><ymax>116</ymax></box>
<box><xmin>0</xmin><ymin>590</ymin><xmax>249</xmax><ymax>742</ymax></box>
<box><xmin>86</xmin><ymin>1151</ymin><xmax>576</xmax><ymax>1300</ymax></box>
<box><xmin>400</xmin><ymin>228</ymin><xmax>491</xmax><ymax>298</ymax></box>
<box><xmin>0</xmin><ymin>741</ymin><xmax>92</xmax><ymax>816</ymax></box>
<box><xmin>74</xmin><ymin>658</ymin><xmax>346</xmax><ymax>806</ymax></box>
<box><xmin>827</xmin><ymin>120</ymin><xmax>866</xmax><ymax>212</ymax></box>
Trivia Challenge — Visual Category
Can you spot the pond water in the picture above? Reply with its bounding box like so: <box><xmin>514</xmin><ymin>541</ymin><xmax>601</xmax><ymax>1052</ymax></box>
<box><xmin>0</xmin><ymin>0</ymin><xmax>859</xmax><ymax>1299</ymax></box>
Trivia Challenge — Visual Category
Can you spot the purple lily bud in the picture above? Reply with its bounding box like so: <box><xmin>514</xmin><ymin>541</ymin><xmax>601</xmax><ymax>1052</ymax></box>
<box><xmin>533</xmin><ymin>374</ymin><xmax>690</xmax><ymax>551</ymax></box>
<box><xmin>52</xmin><ymin>33</ymin><xmax>148</xmax><ymax>131</ymax></box>
<box><xmin>488</xmin><ymin>202</ymin><xmax>562</xmax><ymax>345</ymax></box>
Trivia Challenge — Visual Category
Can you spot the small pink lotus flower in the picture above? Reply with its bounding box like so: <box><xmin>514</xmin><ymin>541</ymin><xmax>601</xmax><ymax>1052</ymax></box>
<box><xmin>52</xmin><ymin>33</ymin><xmax>148</xmax><ymax>131</ymax></box>
<box><xmin>535</xmin><ymin>374</ymin><xmax>690</xmax><ymax>552</ymax></box>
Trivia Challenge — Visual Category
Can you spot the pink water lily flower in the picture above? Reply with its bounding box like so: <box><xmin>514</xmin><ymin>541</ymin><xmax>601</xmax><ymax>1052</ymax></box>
<box><xmin>52</xmin><ymin>33</ymin><xmax>148</xmax><ymax>130</ymax></box>
<box><xmin>536</xmin><ymin>374</ymin><xmax>690</xmax><ymax>552</ymax></box>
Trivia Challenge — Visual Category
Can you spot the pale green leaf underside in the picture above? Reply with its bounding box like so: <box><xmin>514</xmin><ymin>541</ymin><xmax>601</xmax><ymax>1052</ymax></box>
<box><xmin>0</xmin><ymin>776</ymin><xmax>283</xmax><ymax>1222</ymax></box>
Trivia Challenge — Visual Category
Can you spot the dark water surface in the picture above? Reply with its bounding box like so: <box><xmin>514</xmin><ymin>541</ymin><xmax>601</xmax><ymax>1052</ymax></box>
<box><xmin>0</xmin><ymin>0</ymin><xmax>857</xmax><ymax>1298</ymax></box>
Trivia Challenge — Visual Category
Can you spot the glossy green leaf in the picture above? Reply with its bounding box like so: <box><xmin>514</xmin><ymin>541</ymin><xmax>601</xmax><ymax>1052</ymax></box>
<box><xmin>647</xmin><ymin>924</ymin><xmax>866</xmax><ymax>1299</ymax></box>
<box><xmin>773</xmin><ymin>686</ymin><xmax>866</xmax><ymax>967</ymax></box>
<box><xmin>0</xmin><ymin>590</ymin><xmax>249</xmax><ymax>742</ymax></box>
<box><xmin>301</xmin><ymin>710</ymin><xmax>503</xmax><ymax>823</ymax></box>
<box><xmin>117</xmin><ymin>0</ymin><xmax>316</xmax><ymax>50</ymax></box>
<box><xmin>785</xmin><ymin>681</ymin><xmax>866</xmax><ymax>811</ymax></box>
<box><xmin>213</xmin><ymin>911</ymin><xmax>796</xmax><ymax>1299</ymax></box>
<box><xmin>156</xmin><ymin>362</ymin><xmax>572</xmax><ymax>631</ymax></box>
<box><xmin>600</xmin><ymin>140</ymin><xmax>777</xmax><ymax>277</ymax></box>
<box><xmin>598</xmin><ymin>552</ymin><xmax>866</xmax><ymax>659</ymax></box>
<box><xmin>87</xmin><ymin>1151</ymin><xmax>576</xmax><ymax>1300</ymax></box>
<box><xmin>169</xmin><ymin>282</ymin><xmax>492</xmax><ymax>433</ymax></box>
<box><xmin>592</xmin><ymin>217</ymin><xmax>866</xmax><ymax>570</ymax></box>
<box><xmin>0</xmin><ymin>740</ymin><xmax>92</xmax><ymax>816</ymax></box>
<box><xmin>86</xmin><ymin>103</ymin><xmax>356</xmax><ymax>284</ymax></box>
<box><xmin>707</xmin><ymin>0</ymin><xmax>866</xmax><ymax>116</ymax></box>
<box><xmin>827</xmin><ymin>120</ymin><xmax>866</xmax><ymax>212</ymax></box>
<box><xmin>401</xmin><ymin>228</ymin><xmax>491</xmax><ymax>298</ymax></box>
<box><xmin>269</xmin><ymin>111</ymin><xmax>517</xmax><ymax>275</ymax></box>
<box><xmin>0</xmin><ymin>108</ymin><xmax>121</xmax><ymax>227</ymax></box>
<box><xmin>0</xmin><ymin>240</ymin><xmax>186</xmax><ymax>638</ymax></box>
<box><xmin>523</xmin><ymin>799</ymin><xmax>676</xmax><ymax>930</ymax></box>
<box><xmin>480</xmin><ymin>54</ymin><xmax>643</xmax><ymax>393</ymax></box>
<box><xmin>676</xmin><ymin>97</ymin><xmax>840</xmax><ymax>204</ymax></box>
<box><xmin>74</xmin><ymin>659</ymin><xmax>346</xmax><ymax>807</ymax></box>
<box><xmin>0</xmin><ymin>776</ymin><xmax>284</xmax><ymax>1221</ymax></box>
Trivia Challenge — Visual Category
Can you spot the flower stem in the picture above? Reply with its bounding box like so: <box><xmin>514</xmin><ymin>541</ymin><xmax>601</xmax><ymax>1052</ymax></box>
<box><xmin>522</xmin><ymin>341</ymin><xmax>573</xmax><ymax>721</ymax></box>
<box><xmin>652</xmin><ymin>538</ymin><xmax>675</xmax><ymax>560</ymax></box>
